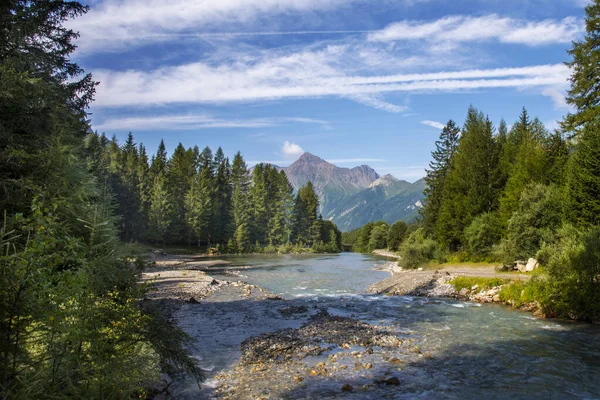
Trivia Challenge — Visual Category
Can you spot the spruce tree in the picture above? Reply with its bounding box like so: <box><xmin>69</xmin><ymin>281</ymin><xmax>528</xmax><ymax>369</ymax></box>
<box><xmin>231</xmin><ymin>152</ymin><xmax>251</xmax><ymax>250</ymax></box>
<box><xmin>421</xmin><ymin>120</ymin><xmax>460</xmax><ymax>236</ymax></box>
<box><xmin>436</xmin><ymin>107</ymin><xmax>501</xmax><ymax>249</ymax></box>
<box><xmin>562</xmin><ymin>0</ymin><xmax>600</xmax><ymax>136</ymax></box>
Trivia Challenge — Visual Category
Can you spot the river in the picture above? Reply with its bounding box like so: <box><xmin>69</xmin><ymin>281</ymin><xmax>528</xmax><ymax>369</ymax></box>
<box><xmin>171</xmin><ymin>253</ymin><xmax>600</xmax><ymax>399</ymax></box>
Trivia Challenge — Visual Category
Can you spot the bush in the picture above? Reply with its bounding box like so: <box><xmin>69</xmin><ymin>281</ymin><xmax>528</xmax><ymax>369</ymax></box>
<box><xmin>464</xmin><ymin>212</ymin><xmax>502</xmax><ymax>258</ymax></box>
<box><xmin>387</xmin><ymin>220</ymin><xmax>408</xmax><ymax>251</ymax></box>
<box><xmin>535</xmin><ymin>224</ymin><xmax>600</xmax><ymax>321</ymax></box>
<box><xmin>498</xmin><ymin>183</ymin><xmax>563</xmax><ymax>263</ymax></box>
<box><xmin>399</xmin><ymin>228</ymin><xmax>438</xmax><ymax>268</ymax></box>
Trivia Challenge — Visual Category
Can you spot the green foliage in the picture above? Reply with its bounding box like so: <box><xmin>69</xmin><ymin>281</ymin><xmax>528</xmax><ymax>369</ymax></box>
<box><xmin>368</xmin><ymin>223</ymin><xmax>389</xmax><ymax>251</ymax></box>
<box><xmin>421</xmin><ymin>120</ymin><xmax>460</xmax><ymax>236</ymax></box>
<box><xmin>399</xmin><ymin>228</ymin><xmax>438</xmax><ymax>268</ymax></box>
<box><xmin>464</xmin><ymin>212</ymin><xmax>502</xmax><ymax>258</ymax></box>
<box><xmin>535</xmin><ymin>224</ymin><xmax>600</xmax><ymax>321</ymax></box>
<box><xmin>387</xmin><ymin>220</ymin><xmax>408</xmax><ymax>251</ymax></box>
<box><xmin>450</xmin><ymin>277</ymin><xmax>512</xmax><ymax>292</ymax></box>
<box><xmin>562</xmin><ymin>0</ymin><xmax>600</xmax><ymax>135</ymax></box>
<box><xmin>565</xmin><ymin>118</ymin><xmax>600</xmax><ymax>227</ymax></box>
<box><xmin>498</xmin><ymin>280</ymin><xmax>540</xmax><ymax>308</ymax></box>
<box><xmin>436</xmin><ymin>107</ymin><xmax>502</xmax><ymax>250</ymax></box>
<box><xmin>498</xmin><ymin>184</ymin><xmax>563</xmax><ymax>262</ymax></box>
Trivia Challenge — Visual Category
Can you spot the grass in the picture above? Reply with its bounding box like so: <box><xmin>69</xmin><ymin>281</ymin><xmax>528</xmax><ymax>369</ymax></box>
<box><xmin>449</xmin><ymin>276</ymin><xmax>513</xmax><ymax>291</ymax></box>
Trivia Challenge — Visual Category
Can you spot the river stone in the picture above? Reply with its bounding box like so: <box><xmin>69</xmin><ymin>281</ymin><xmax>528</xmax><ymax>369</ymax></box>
<box><xmin>385</xmin><ymin>377</ymin><xmax>401</xmax><ymax>385</ymax></box>
<box><xmin>526</xmin><ymin>258</ymin><xmax>539</xmax><ymax>272</ymax></box>
<box><xmin>342</xmin><ymin>383</ymin><xmax>354</xmax><ymax>392</ymax></box>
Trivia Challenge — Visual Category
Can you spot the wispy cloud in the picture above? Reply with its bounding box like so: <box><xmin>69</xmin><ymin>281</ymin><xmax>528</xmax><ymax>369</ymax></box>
<box><xmin>326</xmin><ymin>158</ymin><xmax>387</xmax><ymax>164</ymax></box>
<box><xmin>368</xmin><ymin>15</ymin><xmax>581</xmax><ymax>46</ymax></box>
<box><xmin>282</xmin><ymin>141</ymin><xmax>305</xmax><ymax>159</ymax></box>
<box><xmin>421</xmin><ymin>120</ymin><xmax>445</xmax><ymax>129</ymax></box>
<box><xmin>70</xmin><ymin>0</ymin><xmax>368</xmax><ymax>52</ymax></box>
<box><xmin>93</xmin><ymin>114</ymin><xmax>330</xmax><ymax>131</ymax></box>
<box><xmin>93</xmin><ymin>56</ymin><xmax>570</xmax><ymax>109</ymax></box>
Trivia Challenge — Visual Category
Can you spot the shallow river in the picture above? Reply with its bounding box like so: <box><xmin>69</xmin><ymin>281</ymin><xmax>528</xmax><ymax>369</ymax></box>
<box><xmin>174</xmin><ymin>253</ymin><xmax>600</xmax><ymax>399</ymax></box>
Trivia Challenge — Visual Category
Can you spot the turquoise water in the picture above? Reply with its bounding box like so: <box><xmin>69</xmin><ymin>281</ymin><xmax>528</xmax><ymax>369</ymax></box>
<box><xmin>182</xmin><ymin>253</ymin><xmax>600</xmax><ymax>399</ymax></box>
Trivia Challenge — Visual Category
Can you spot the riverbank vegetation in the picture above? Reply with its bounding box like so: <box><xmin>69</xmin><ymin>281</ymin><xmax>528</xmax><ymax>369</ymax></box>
<box><xmin>0</xmin><ymin>2</ymin><xmax>201</xmax><ymax>397</ymax></box>
<box><xmin>361</xmin><ymin>2</ymin><xmax>600</xmax><ymax>322</ymax></box>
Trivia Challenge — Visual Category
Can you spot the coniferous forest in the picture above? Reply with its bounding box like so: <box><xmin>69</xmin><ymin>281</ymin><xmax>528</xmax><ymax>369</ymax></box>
<box><xmin>85</xmin><ymin>133</ymin><xmax>342</xmax><ymax>253</ymax></box>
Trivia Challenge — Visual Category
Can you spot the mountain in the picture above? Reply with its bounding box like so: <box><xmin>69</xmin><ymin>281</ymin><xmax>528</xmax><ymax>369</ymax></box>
<box><xmin>278</xmin><ymin>153</ymin><xmax>425</xmax><ymax>231</ymax></box>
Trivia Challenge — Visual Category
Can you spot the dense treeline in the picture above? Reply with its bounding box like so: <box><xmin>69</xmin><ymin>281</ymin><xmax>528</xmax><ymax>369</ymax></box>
<box><xmin>345</xmin><ymin>1</ymin><xmax>600</xmax><ymax>322</ymax></box>
<box><xmin>85</xmin><ymin>133</ymin><xmax>343</xmax><ymax>253</ymax></box>
<box><xmin>342</xmin><ymin>220</ymin><xmax>408</xmax><ymax>253</ymax></box>
<box><xmin>403</xmin><ymin>1</ymin><xmax>600</xmax><ymax>321</ymax></box>
<box><xmin>0</xmin><ymin>2</ymin><xmax>198</xmax><ymax>397</ymax></box>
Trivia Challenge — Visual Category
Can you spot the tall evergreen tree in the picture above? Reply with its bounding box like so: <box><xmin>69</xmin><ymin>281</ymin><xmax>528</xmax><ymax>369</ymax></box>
<box><xmin>231</xmin><ymin>152</ymin><xmax>251</xmax><ymax>251</ymax></box>
<box><xmin>562</xmin><ymin>0</ymin><xmax>600</xmax><ymax>136</ymax></box>
<box><xmin>421</xmin><ymin>120</ymin><xmax>460</xmax><ymax>236</ymax></box>
<box><xmin>212</xmin><ymin>147</ymin><xmax>233</xmax><ymax>245</ymax></box>
<box><xmin>292</xmin><ymin>181</ymin><xmax>319</xmax><ymax>244</ymax></box>
<box><xmin>436</xmin><ymin>107</ymin><xmax>501</xmax><ymax>249</ymax></box>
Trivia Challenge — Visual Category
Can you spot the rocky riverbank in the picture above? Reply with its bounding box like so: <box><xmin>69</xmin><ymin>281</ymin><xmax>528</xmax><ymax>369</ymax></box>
<box><xmin>369</xmin><ymin>265</ymin><xmax>543</xmax><ymax>316</ymax></box>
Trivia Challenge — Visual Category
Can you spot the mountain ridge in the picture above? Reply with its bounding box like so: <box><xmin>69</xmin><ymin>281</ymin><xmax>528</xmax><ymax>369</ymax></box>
<box><xmin>258</xmin><ymin>152</ymin><xmax>424</xmax><ymax>231</ymax></box>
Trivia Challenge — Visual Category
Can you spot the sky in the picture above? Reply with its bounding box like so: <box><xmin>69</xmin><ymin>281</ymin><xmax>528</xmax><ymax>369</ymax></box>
<box><xmin>71</xmin><ymin>0</ymin><xmax>589</xmax><ymax>182</ymax></box>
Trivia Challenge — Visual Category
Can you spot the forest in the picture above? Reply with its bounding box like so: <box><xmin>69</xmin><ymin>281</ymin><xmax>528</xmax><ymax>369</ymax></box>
<box><xmin>84</xmin><ymin>133</ymin><xmax>342</xmax><ymax>253</ymax></box>
<box><xmin>344</xmin><ymin>2</ymin><xmax>600</xmax><ymax>322</ymax></box>
<box><xmin>2</xmin><ymin>0</ymin><xmax>600</xmax><ymax>397</ymax></box>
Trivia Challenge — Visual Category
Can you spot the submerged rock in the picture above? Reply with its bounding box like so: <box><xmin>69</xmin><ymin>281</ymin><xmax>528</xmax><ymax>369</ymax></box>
<box><xmin>342</xmin><ymin>383</ymin><xmax>354</xmax><ymax>392</ymax></box>
<box><xmin>385</xmin><ymin>376</ymin><xmax>400</xmax><ymax>385</ymax></box>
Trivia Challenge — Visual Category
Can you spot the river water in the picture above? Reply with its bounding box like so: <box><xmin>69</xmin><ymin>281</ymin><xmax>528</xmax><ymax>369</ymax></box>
<box><xmin>174</xmin><ymin>253</ymin><xmax>600</xmax><ymax>399</ymax></box>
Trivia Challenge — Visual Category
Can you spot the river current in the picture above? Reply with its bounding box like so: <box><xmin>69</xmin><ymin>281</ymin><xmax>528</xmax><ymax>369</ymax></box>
<box><xmin>173</xmin><ymin>253</ymin><xmax>600</xmax><ymax>399</ymax></box>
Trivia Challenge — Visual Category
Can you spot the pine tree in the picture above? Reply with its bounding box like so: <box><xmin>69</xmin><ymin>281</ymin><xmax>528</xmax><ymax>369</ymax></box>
<box><xmin>249</xmin><ymin>165</ymin><xmax>269</xmax><ymax>243</ymax></box>
<box><xmin>292</xmin><ymin>181</ymin><xmax>319</xmax><ymax>245</ymax></box>
<box><xmin>566</xmin><ymin>118</ymin><xmax>600</xmax><ymax>226</ymax></box>
<box><xmin>421</xmin><ymin>120</ymin><xmax>460</xmax><ymax>236</ymax></box>
<box><xmin>436</xmin><ymin>107</ymin><xmax>501</xmax><ymax>249</ymax></box>
<box><xmin>499</xmin><ymin>113</ymin><xmax>549</xmax><ymax>224</ymax></box>
<box><xmin>562</xmin><ymin>0</ymin><xmax>600</xmax><ymax>136</ymax></box>
<box><xmin>212</xmin><ymin>147</ymin><xmax>232</xmax><ymax>245</ymax></box>
<box><xmin>231</xmin><ymin>152</ymin><xmax>251</xmax><ymax>250</ymax></box>
<box><xmin>167</xmin><ymin>143</ymin><xmax>196</xmax><ymax>243</ymax></box>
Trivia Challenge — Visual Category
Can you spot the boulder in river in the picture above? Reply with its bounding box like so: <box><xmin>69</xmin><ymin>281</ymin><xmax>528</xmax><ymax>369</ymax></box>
<box><xmin>341</xmin><ymin>383</ymin><xmax>354</xmax><ymax>392</ymax></box>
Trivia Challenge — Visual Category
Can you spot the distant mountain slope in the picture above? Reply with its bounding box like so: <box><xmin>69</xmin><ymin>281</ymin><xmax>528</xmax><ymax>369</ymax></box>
<box><xmin>325</xmin><ymin>177</ymin><xmax>425</xmax><ymax>231</ymax></box>
<box><xmin>281</xmin><ymin>153</ymin><xmax>380</xmax><ymax>220</ymax></box>
<box><xmin>262</xmin><ymin>152</ymin><xmax>424</xmax><ymax>231</ymax></box>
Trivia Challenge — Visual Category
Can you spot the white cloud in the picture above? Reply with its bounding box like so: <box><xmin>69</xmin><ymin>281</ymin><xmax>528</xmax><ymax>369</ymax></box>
<box><xmin>421</xmin><ymin>120</ymin><xmax>445</xmax><ymax>129</ymax></box>
<box><xmin>92</xmin><ymin>53</ymin><xmax>570</xmax><ymax>109</ymax></box>
<box><xmin>368</xmin><ymin>15</ymin><xmax>582</xmax><ymax>46</ymax></box>
<box><xmin>345</xmin><ymin>93</ymin><xmax>407</xmax><ymax>113</ymax></box>
<box><xmin>70</xmin><ymin>0</ymin><xmax>365</xmax><ymax>52</ymax></box>
<box><xmin>93</xmin><ymin>114</ymin><xmax>330</xmax><ymax>131</ymax></box>
<box><xmin>281</xmin><ymin>141</ymin><xmax>304</xmax><ymax>159</ymax></box>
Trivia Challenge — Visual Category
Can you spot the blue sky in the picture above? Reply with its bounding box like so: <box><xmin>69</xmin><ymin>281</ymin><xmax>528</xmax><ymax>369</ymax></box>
<box><xmin>71</xmin><ymin>0</ymin><xmax>588</xmax><ymax>181</ymax></box>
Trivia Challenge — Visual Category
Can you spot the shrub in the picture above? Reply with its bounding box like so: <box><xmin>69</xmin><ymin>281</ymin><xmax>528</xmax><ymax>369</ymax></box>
<box><xmin>387</xmin><ymin>221</ymin><xmax>408</xmax><ymax>251</ymax></box>
<box><xmin>464</xmin><ymin>212</ymin><xmax>502</xmax><ymax>258</ymax></box>
<box><xmin>499</xmin><ymin>183</ymin><xmax>563</xmax><ymax>263</ymax></box>
<box><xmin>536</xmin><ymin>224</ymin><xmax>600</xmax><ymax>321</ymax></box>
<box><xmin>399</xmin><ymin>228</ymin><xmax>438</xmax><ymax>268</ymax></box>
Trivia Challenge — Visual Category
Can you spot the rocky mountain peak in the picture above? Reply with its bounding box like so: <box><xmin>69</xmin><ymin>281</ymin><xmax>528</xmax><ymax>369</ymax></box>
<box><xmin>370</xmin><ymin>174</ymin><xmax>400</xmax><ymax>187</ymax></box>
<box><xmin>294</xmin><ymin>152</ymin><xmax>329</xmax><ymax>165</ymax></box>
